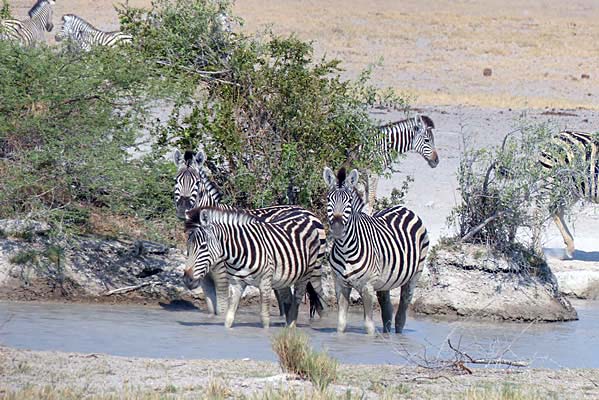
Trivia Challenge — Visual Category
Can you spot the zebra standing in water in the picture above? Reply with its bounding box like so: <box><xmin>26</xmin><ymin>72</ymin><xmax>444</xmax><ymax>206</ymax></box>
<box><xmin>173</xmin><ymin>149</ymin><xmax>327</xmax><ymax>320</ymax></box>
<box><xmin>54</xmin><ymin>14</ymin><xmax>132</xmax><ymax>51</ymax></box>
<box><xmin>0</xmin><ymin>0</ymin><xmax>54</xmax><ymax>46</ymax></box>
<box><xmin>183</xmin><ymin>206</ymin><xmax>326</xmax><ymax>329</ymax></box>
<box><xmin>363</xmin><ymin>115</ymin><xmax>439</xmax><ymax>212</ymax></box>
<box><xmin>324</xmin><ymin>167</ymin><xmax>429</xmax><ymax>334</ymax></box>
<box><xmin>536</xmin><ymin>130</ymin><xmax>599</xmax><ymax>258</ymax></box>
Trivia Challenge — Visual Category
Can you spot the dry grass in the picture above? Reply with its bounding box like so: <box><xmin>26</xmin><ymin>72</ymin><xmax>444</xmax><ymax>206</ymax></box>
<box><xmin>456</xmin><ymin>383</ymin><xmax>555</xmax><ymax>400</ymax></box>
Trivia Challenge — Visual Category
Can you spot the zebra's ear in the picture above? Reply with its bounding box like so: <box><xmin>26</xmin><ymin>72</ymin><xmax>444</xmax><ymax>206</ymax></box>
<box><xmin>346</xmin><ymin>169</ymin><xmax>360</xmax><ymax>188</ymax></box>
<box><xmin>173</xmin><ymin>149</ymin><xmax>183</xmax><ymax>166</ymax></box>
<box><xmin>195</xmin><ymin>149</ymin><xmax>206</xmax><ymax>167</ymax></box>
<box><xmin>323</xmin><ymin>167</ymin><xmax>337</xmax><ymax>188</ymax></box>
<box><xmin>199</xmin><ymin>209</ymin><xmax>211</xmax><ymax>226</ymax></box>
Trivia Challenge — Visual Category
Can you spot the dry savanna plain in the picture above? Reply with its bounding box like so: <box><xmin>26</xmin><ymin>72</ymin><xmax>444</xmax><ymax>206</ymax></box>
<box><xmin>2</xmin><ymin>0</ymin><xmax>599</xmax><ymax>399</ymax></box>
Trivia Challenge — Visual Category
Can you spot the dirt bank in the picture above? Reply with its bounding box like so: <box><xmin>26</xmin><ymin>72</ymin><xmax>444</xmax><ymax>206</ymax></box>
<box><xmin>1</xmin><ymin>346</ymin><xmax>598</xmax><ymax>399</ymax></box>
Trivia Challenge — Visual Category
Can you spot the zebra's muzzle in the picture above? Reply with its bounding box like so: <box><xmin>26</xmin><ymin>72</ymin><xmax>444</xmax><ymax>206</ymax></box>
<box><xmin>182</xmin><ymin>267</ymin><xmax>201</xmax><ymax>290</ymax></box>
<box><xmin>330</xmin><ymin>216</ymin><xmax>345</xmax><ymax>239</ymax></box>
<box><xmin>427</xmin><ymin>151</ymin><xmax>439</xmax><ymax>168</ymax></box>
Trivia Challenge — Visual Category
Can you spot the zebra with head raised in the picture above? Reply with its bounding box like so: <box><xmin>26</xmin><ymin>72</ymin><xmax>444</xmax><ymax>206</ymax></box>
<box><xmin>0</xmin><ymin>0</ymin><xmax>55</xmax><ymax>46</ymax></box>
<box><xmin>324</xmin><ymin>167</ymin><xmax>429</xmax><ymax>334</ymax></box>
<box><xmin>174</xmin><ymin>148</ymin><xmax>327</xmax><ymax>320</ymax></box>
<box><xmin>55</xmin><ymin>14</ymin><xmax>132</xmax><ymax>51</ymax></box>
<box><xmin>536</xmin><ymin>130</ymin><xmax>598</xmax><ymax>258</ymax></box>
<box><xmin>364</xmin><ymin>115</ymin><xmax>439</xmax><ymax>212</ymax></box>
<box><xmin>183</xmin><ymin>206</ymin><xmax>326</xmax><ymax>329</ymax></box>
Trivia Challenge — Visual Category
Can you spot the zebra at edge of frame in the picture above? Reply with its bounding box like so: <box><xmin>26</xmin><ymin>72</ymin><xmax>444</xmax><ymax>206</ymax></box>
<box><xmin>173</xmin><ymin>148</ymin><xmax>327</xmax><ymax>321</ymax></box>
<box><xmin>363</xmin><ymin>114</ymin><xmax>439</xmax><ymax>213</ymax></box>
<box><xmin>0</xmin><ymin>0</ymin><xmax>55</xmax><ymax>47</ymax></box>
<box><xmin>183</xmin><ymin>206</ymin><xmax>327</xmax><ymax>329</ymax></box>
<box><xmin>324</xmin><ymin>167</ymin><xmax>429</xmax><ymax>335</ymax></box>
<box><xmin>535</xmin><ymin>130</ymin><xmax>599</xmax><ymax>258</ymax></box>
<box><xmin>54</xmin><ymin>14</ymin><xmax>132</xmax><ymax>51</ymax></box>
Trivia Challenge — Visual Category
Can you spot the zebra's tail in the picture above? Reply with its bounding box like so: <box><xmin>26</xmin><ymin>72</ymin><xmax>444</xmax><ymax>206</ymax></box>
<box><xmin>307</xmin><ymin>281</ymin><xmax>325</xmax><ymax>319</ymax></box>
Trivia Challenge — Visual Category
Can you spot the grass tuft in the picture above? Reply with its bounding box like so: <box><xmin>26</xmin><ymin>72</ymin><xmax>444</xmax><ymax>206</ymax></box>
<box><xmin>272</xmin><ymin>327</ymin><xmax>338</xmax><ymax>392</ymax></box>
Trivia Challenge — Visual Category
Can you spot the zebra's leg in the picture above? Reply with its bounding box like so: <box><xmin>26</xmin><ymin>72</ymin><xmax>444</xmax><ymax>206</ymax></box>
<box><xmin>335</xmin><ymin>278</ymin><xmax>351</xmax><ymax>334</ymax></box>
<box><xmin>199</xmin><ymin>274</ymin><xmax>217</xmax><ymax>316</ymax></box>
<box><xmin>395</xmin><ymin>269</ymin><xmax>422</xmax><ymax>334</ymax></box>
<box><xmin>274</xmin><ymin>288</ymin><xmax>294</xmax><ymax>319</ymax></box>
<box><xmin>258</xmin><ymin>274</ymin><xmax>274</xmax><ymax>329</ymax></box>
<box><xmin>211</xmin><ymin>264</ymin><xmax>230</xmax><ymax>315</ymax></box>
<box><xmin>553</xmin><ymin>207</ymin><xmax>575</xmax><ymax>258</ymax></box>
<box><xmin>376</xmin><ymin>290</ymin><xmax>393</xmax><ymax>334</ymax></box>
<box><xmin>366</xmin><ymin>172</ymin><xmax>379</xmax><ymax>215</ymax></box>
<box><xmin>360</xmin><ymin>284</ymin><xmax>376</xmax><ymax>335</ymax></box>
<box><xmin>224</xmin><ymin>279</ymin><xmax>246</xmax><ymax>329</ymax></box>
<box><xmin>288</xmin><ymin>279</ymin><xmax>309</xmax><ymax>327</ymax></box>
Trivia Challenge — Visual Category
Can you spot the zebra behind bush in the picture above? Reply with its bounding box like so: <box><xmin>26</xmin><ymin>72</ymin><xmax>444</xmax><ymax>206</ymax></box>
<box><xmin>324</xmin><ymin>167</ymin><xmax>429</xmax><ymax>334</ymax></box>
<box><xmin>537</xmin><ymin>130</ymin><xmax>598</xmax><ymax>258</ymax></box>
<box><xmin>363</xmin><ymin>115</ymin><xmax>439</xmax><ymax>211</ymax></box>
<box><xmin>173</xmin><ymin>149</ymin><xmax>327</xmax><ymax>320</ymax></box>
<box><xmin>183</xmin><ymin>206</ymin><xmax>326</xmax><ymax>329</ymax></box>
<box><xmin>55</xmin><ymin>14</ymin><xmax>132</xmax><ymax>51</ymax></box>
<box><xmin>0</xmin><ymin>0</ymin><xmax>54</xmax><ymax>46</ymax></box>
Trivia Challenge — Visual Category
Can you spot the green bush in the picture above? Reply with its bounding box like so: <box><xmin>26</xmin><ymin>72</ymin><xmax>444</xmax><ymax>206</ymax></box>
<box><xmin>0</xmin><ymin>0</ymin><xmax>11</xmax><ymax>19</ymax></box>
<box><xmin>272</xmin><ymin>327</ymin><xmax>338</xmax><ymax>392</ymax></box>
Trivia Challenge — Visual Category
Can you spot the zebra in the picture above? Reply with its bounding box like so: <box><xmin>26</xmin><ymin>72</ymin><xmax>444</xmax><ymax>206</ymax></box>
<box><xmin>0</xmin><ymin>0</ymin><xmax>54</xmax><ymax>46</ymax></box>
<box><xmin>173</xmin><ymin>148</ymin><xmax>327</xmax><ymax>319</ymax></box>
<box><xmin>363</xmin><ymin>115</ymin><xmax>439</xmax><ymax>212</ymax></box>
<box><xmin>183</xmin><ymin>206</ymin><xmax>326</xmax><ymax>329</ymax></box>
<box><xmin>323</xmin><ymin>167</ymin><xmax>429</xmax><ymax>334</ymax></box>
<box><xmin>54</xmin><ymin>14</ymin><xmax>132</xmax><ymax>51</ymax></box>
<box><xmin>536</xmin><ymin>130</ymin><xmax>598</xmax><ymax>258</ymax></box>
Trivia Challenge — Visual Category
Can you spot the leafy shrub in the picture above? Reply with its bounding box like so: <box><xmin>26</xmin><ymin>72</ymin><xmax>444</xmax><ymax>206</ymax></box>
<box><xmin>0</xmin><ymin>0</ymin><xmax>11</xmax><ymax>19</ymax></box>
<box><xmin>447</xmin><ymin>123</ymin><xmax>580</xmax><ymax>255</ymax></box>
<box><xmin>272</xmin><ymin>327</ymin><xmax>338</xmax><ymax>392</ymax></box>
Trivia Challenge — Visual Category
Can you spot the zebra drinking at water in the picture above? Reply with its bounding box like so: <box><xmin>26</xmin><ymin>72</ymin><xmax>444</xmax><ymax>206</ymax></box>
<box><xmin>363</xmin><ymin>115</ymin><xmax>439</xmax><ymax>212</ymax></box>
<box><xmin>54</xmin><ymin>14</ymin><xmax>132</xmax><ymax>51</ymax></box>
<box><xmin>0</xmin><ymin>0</ymin><xmax>54</xmax><ymax>46</ymax></box>
<box><xmin>173</xmin><ymin>149</ymin><xmax>327</xmax><ymax>320</ymax></box>
<box><xmin>183</xmin><ymin>206</ymin><xmax>326</xmax><ymax>329</ymax></box>
<box><xmin>324</xmin><ymin>167</ymin><xmax>429</xmax><ymax>334</ymax></box>
<box><xmin>536</xmin><ymin>130</ymin><xmax>599</xmax><ymax>258</ymax></box>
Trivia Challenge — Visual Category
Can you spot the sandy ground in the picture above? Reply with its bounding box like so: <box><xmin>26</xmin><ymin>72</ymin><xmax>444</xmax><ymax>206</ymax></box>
<box><xmin>2</xmin><ymin>346</ymin><xmax>599</xmax><ymax>399</ymax></box>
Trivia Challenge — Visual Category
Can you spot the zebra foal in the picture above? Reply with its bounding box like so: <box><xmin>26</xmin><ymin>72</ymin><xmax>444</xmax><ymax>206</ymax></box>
<box><xmin>537</xmin><ymin>130</ymin><xmax>599</xmax><ymax>258</ymax></box>
<box><xmin>183</xmin><ymin>207</ymin><xmax>326</xmax><ymax>329</ymax></box>
<box><xmin>55</xmin><ymin>14</ymin><xmax>132</xmax><ymax>51</ymax></box>
<box><xmin>324</xmin><ymin>167</ymin><xmax>429</xmax><ymax>334</ymax></box>
<box><xmin>174</xmin><ymin>149</ymin><xmax>326</xmax><ymax>320</ymax></box>
<box><xmin>0</xmin><ymin>0</ymin><xmax>54</xmax><ymax>46</ymax></box>
<box><xmin>364</xmin><ymin>115</ymin><xmax>439</xmax><ymax>211</ymax></box>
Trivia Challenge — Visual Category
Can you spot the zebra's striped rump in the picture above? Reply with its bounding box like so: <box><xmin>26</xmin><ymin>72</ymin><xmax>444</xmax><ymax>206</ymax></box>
<box><xmin>1</xmin><ymin>0</ymin><xmax>54</xmax><ymax>46</ymax></box>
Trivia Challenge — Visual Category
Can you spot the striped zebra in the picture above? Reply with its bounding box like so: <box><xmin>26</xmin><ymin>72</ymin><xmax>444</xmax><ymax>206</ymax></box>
<box><xmin>537</xmin><ymin>130</ymin><xmax>598</xmax><ymax>258</ymax></box>
<box><xmin>174</xmin><ymin>149</ymin><xmax>327</xmax><ymax>320</ymax></box>
<box><xmin>364</xmin><ymin>115</ymin><xmax>439</xmax><ymax>212</ymax></box>
<box><xmin>324</xmin><ymin>167</ymin><xmax>429</xmax><ymax>334</ymax></box>
<box><xmin>183</xmin><ymin>206</ymin><xmax>326</xmax><ymax>329</ymax></box>
<box><xmin>0</xmin><ymin>0</ymin><xmax>54</xmax><ymax>46</ymax></box>
<box><xmin>54</xmin><ymin>14</ymin><xmax>132</xmax><ymax>51</ymax></box>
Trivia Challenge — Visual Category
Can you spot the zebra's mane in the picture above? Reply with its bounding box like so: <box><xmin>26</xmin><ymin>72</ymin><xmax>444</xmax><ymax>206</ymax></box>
<box><xmin>183</xmin><ymin>150</ymin><xmax>195</xmax><ymax>166</ymax></box>
<box><xmin>63</xmin><ymin>14</ymin><xmax>97</xmax><ymax>31</ymax></box>
<box><xmin>378</xmin><ymin>116</ymin><xmax>419</xmax><ymax>130</ymax></box>
<box><xmin>185</xmin><ymin>206</ymin><xmax>258</xmax><ymax>230</ymax></box>
<box><xmin>29</xmin><ymin>0</ymin><xmax>51</xmax><ymax>18</ymax></box>
<box><xmin>336</xmin><ymin>167</ymin><xmax>347</xmax><ymax>188</ymax></box>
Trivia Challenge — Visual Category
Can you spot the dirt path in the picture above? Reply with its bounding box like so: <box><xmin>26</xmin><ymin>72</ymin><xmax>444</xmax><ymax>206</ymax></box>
<box><xmin>1</xmin><ymin>346</ymin><xmax>599</xmax><ymax>399</ymax></box>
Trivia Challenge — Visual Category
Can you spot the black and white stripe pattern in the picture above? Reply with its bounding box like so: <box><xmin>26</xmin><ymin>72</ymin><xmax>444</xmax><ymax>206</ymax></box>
<box><xmin>364</xmin><ymin>115</ymin><xmax>439</xmax><ymax>211</ymax></box>
<box><xmin>324</xmin><ymin>167</ymin><xmax>429</xmax><ymax>334</ymax></box>
<box><xmin>183</xmin><ymin>206</ymin><xmax>326</xmax><ymax>329</ymax></box>
<box><xmin>55</xmin><ymin>14</ymin><xmax>132</xmax><ymax>51</ymax></box>
<box><xmin>175</xmin><ymin>149</ymin><xmax>327</xmax><ymax>319</ymax></box>
<box><xmin>537</xmin><ymin>130</ymin><xmax>598</xmax><ymax>257</ymax></box>
<box><xmin>0</xmin><ymin>0</ymin><xmax>54</xmax><ymax>46</ymax></box>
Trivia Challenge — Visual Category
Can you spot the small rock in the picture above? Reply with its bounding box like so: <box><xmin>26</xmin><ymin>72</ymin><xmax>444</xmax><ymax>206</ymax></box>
<box><xmin>483</xmin><ymin>68</ymin><xmax>492</xmax><ymax>77</ymax></box>
<box><xmin>581</xmin><ymin>74</ymin><xmax>590</xmax><ymax>79</ymax></box>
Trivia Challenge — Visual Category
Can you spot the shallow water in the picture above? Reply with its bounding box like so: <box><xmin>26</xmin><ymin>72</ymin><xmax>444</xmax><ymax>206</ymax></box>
<box><xmin>1</xmin><ymin>300</ymin><xmax>598</xmax><ymax>368</ymax></box>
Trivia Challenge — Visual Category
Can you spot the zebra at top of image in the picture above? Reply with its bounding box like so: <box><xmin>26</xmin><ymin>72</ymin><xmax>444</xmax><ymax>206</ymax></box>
<box><xmin>55</xmin><ymin>13</ymin><xmax>132</xmax><ymax>51</ymax></box>
<box><xmin>0</xmin><ymin>0</ymin><xmax>55</xmax><ymax>47</ymax></box>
